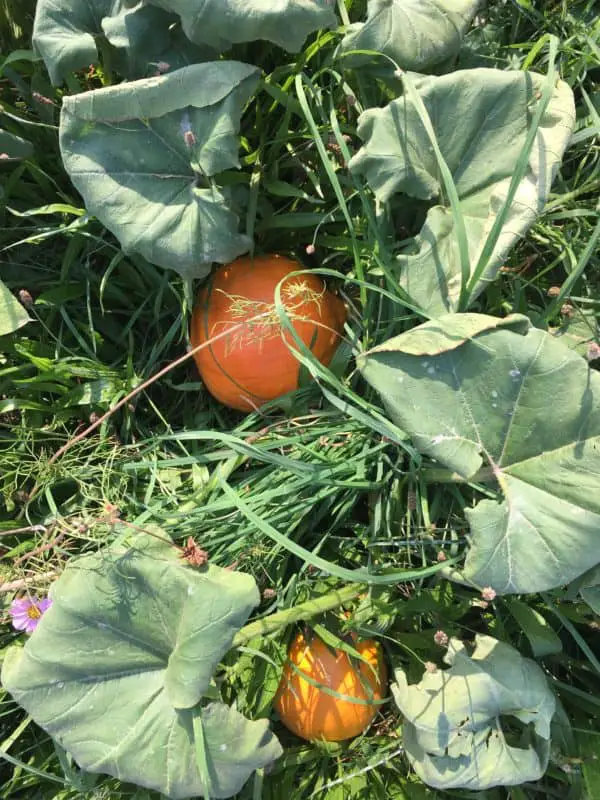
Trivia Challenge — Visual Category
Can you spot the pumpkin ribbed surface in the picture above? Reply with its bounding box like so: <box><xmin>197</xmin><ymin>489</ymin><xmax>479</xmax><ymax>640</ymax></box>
<box><xmin>190</xmin><ymin>254</ymin><xmax>346</xmax><ymax>411</ymax></box>
<box><xmin>275</xmin><ymin>630</ymin><xmax>387</xmax><ymax>742</ymax></box>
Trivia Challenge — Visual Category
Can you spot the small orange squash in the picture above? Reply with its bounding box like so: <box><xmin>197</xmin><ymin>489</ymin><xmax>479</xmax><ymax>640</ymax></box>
<box><xmin>190</xmin><ymin>254</ymin><xmax>346</xmax><ymax>411</ymax></box>
<box><xmin>275</xmin><ymin>630</ymin><xmax>387</xmax><ymax>742</ymax></box>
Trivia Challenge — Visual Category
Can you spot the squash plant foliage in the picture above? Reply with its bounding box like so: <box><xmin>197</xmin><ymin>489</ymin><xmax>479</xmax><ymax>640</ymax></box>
<box><xmin>15</xmin><ymin>1</ymin><xmax>586</xmax><ymax>796</ymax></box>
<box><xmin>1</xmin><ymin>530</ymin><xmax>282</xmax><ymax>798</ymax></box>
<box><xmin>0</xmin><ymin>51</ymin><xmax>34</xmax><ymax>335</ymax></box>
<box><xmin>31</xmin><ymin>0</ymin><xmax>575</xmax><ymax>298</ymax></box>
<box><xmin>349</xmin><ymin>69</ymin><xmax>575</xmax><ymax>314</ymax></box>
<box><xmin>394</xmin><ymin>635</ymin><xmax>556</xmax><ymax>790</ymax></box>
<box><xmin>359</xmin><ymin>313</ymin><xmax>600</xmax><ymax>595</ymax></box>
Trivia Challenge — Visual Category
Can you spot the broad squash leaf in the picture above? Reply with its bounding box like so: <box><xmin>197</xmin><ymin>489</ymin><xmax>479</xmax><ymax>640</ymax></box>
<box><xmin>568</xmin><ymin>565</ymin><xmax>600</xmax><ymax>616</ymax></box>
<box><xmin>32</xmin><ymin>0</ymin><xmax>203</xmax><ymax>84</ymax></box>
<box><xmin>359</xmin><ymin>313</ymin><xmax>600</xmax><ymax>594</ymax></box>
<box><xmin>102</xmin><ymin>4</ymin><xmax>216</xmax><ymax>78</ymax></box>
<box><xmin>551</xmin><ymin>307</ymin><xmax>600</xmax><ymax>359</ymax></box>
<box><xmin>59</xmin><ymin>63</ymin><xmax>260</xmax><ymax>278</ymax></box>
<box><xmin>33</xmin><ymin>0</ymin><xmax>124</xmax><ymax>84</ymax></box>
<box><xmin>393</xmin><ymin>635</ymin><xmax>556</xmax><ymax>790</ymax></box>
<box><xmin>349</xmin><ymin>69</ymin><xmax>575</xmax><ymax>315</ymax></box>
<box><xmin>0</xmin><ymin>281</ymin><xmax>30</xmax><ymax>335</ymax></box>
<box><xmin>339</xmin><ymin>0</ymin><xmax>480</xmax><ymax>70</ymax></box>
<box><xmin>144</xmin><ymin>0</ymin><xmax>338</xmax><ymax>53</ymax></box>
<box><xmin>1</xmin><ymin>531</ymin><xmax>282</xmax><ymax>798</ymax></box>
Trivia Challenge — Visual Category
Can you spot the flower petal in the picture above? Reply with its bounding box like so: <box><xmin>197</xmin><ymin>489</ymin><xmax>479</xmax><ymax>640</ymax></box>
<box><xmin>12</xmin><ymin>615</ymin><xmax>31</xmax><ymax>631</ymax></box>
<box><xmin>10</xmin><ymin>598</ymin><xmax>32</xmax><ymax>615</ymax></box>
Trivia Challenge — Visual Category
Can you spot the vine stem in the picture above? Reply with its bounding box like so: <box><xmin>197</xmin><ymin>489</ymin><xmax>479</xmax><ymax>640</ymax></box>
<box><xmin>231</xmin><ymin>583</ymin><xmax>365</xmax><ymax>648</ymax></box>
<box><xmin>420</xmin><ymin>466</ymin><xmax>494</xmax><ymax>484</ymax></box>
<box><xmin>23</xmin><ymin>312</ymin><xmax>274</xmax><ymax>507</ymax></box>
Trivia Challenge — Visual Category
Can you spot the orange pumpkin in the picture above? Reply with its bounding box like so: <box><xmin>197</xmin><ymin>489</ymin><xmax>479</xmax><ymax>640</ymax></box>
<box><xmin>190</xmin><ymin>254</ymin><xmax>346</xmax><ymax>411</ymax></box>
<box><xmin>275</xmin><ymin>630</ymin><xmax>387</xmax><ymax>742</ymax></box>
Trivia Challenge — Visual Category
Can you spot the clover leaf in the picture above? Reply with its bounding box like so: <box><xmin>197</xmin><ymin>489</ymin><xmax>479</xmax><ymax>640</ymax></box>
<box><xmin>1</xmin><ymin>530</ymin><xmax>282</xmax><ymax>799</ymax></box>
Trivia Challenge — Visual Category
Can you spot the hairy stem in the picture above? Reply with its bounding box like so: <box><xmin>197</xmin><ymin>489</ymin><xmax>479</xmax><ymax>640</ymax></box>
<box><xmin>232</xmin><ymin>583</ymin><xmax>365</xmax><ymax>648</ymax></box>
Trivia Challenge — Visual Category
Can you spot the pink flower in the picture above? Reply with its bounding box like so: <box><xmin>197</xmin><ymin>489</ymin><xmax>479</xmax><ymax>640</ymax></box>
<box><xmin>587</xmin><ymin>342</ymin><xmax>600</xmax><ymax>362</ymax></box>
<box><xmin>32</xmin><ymin>91</ymin><xmax>54</xmax><ymax>106</ymax></box>
<box><xmin>10</xmin><ymin>595</ymin><xmax>52</xmax><ymax>634</ymax></box>
<box><xmin>481</xmin><ymin>586</ymin><xmax>497</xmax><ymax>602</ymax></box>
<box><xmin>305</xmin><ymin>244</ymin><xmax>316</xmax><ymax>255</ymax></box>
<box><xmin>433</xmin><ymin>630</ymin><xmax>449</xmax><ymax>647</ymax></box>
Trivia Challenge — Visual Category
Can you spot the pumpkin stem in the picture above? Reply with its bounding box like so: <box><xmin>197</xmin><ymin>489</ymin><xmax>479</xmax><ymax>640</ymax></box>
<box><xmin>231</xmin><ymin>583</ymin><xmax>365</xmax><ymax>648</ymax></box>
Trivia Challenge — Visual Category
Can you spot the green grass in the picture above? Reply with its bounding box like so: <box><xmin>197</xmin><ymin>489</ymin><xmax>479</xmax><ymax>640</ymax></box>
<box><xmin>1</xmin><ymin>0</ymin><xmax>600</xmax><ymax>797</ymax></box>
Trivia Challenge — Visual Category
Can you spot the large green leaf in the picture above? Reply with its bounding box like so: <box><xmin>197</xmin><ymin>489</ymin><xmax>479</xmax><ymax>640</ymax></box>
<box><xmin>1</xmin><ymin>531</ymin><xmax>282</xmax><ymax>798</ymax></box>
<box><xmin>359</xmin><ymin>313</ymin><xmax>600</xmax><ymax>594</ymax></box>
<box><xmin>569</xmin><ymin>565</ymin><xmax>600</xmax><ymax>616</ymax></box>
<box><xmin>349</xmin><ymin>69</ymin><xmax>575</xmax><ymax>314</ymax></box>
<box><xmin>339</xmin><ymin>0</ymin><xmax>480</xmax><ymax>70</ymax></box>
<box><xmin>32</xmin><ymin>0</ymin><xmax>201</xmax><ymax>84</ymax></box>
<box><xmin>59</xmin><ymin>63</ymin><xmax>260</xmax><ymax>278</ymax></box>
<box><xmin>33</xmin><ymin>0</ymin><xmax>121</xmax><ymax>84</ymax></box>
<box><xmin>393</xmin><ymin>635</ymin><xmax>556</xmax><ymax>790</ymax></box>
<box><xmin>102</xmin><ymin>4</ymin><xmax>216</xmax><ymax>78</ymax></box>
<box><xmin>144</xmin><ymin>0</ymin><xmax>337</xmax><ymax>52</ymax></box>
<box><xmin>0</xmin><ymin>281</ymin><xmax>31</xmax><ymax>335</ymax></box>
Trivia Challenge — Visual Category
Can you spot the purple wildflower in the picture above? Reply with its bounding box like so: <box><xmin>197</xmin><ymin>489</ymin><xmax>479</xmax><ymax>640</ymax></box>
<box><xmin>10</xmin><ymin>595</ymin><xmax>52</xmax><ymax>634</ymax></box>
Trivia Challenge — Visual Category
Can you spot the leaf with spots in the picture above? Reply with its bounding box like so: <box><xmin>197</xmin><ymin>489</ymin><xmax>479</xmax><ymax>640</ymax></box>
<box><xmin>59</xmin><ymin>63</ymin><xmax>260</xmax><ymax>278</ymax></box>
<box><xmin>359</xmin><ymin>313</ymin><xmax>600</xmax><ymax>594</ymax></box>
<box><xmin>1</xmin><ymin>529</ymin><xmax>282</xmax><ymax>798</ymax></box>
